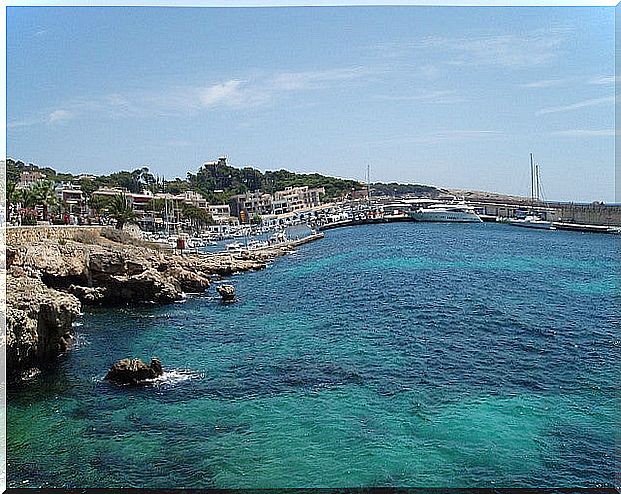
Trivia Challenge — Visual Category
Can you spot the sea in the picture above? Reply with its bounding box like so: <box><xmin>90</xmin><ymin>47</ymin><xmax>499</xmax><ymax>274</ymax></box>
<box><xmin>7</xmin><ymin>222</ymin><xmax>619</xmax><ymax>488</ymax></box>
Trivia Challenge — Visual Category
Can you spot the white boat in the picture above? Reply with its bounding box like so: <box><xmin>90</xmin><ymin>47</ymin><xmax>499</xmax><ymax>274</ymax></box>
<box><xmin>506</xmin><ymin>215</ymin><xmax>554</xmax><ymax>229</ymax></box>
<box><xmin>507</xmin><ymin>154</ymin><xmax>553</xmax><ymax>230</ymax></box>
<box><xmin>226</xmin><ymin>241</ymin><xmax>243</xmax><ymax>252</ymax></box>
<box><xmin>247</xmin><ymin>239</ymin><xmax>269</xmax><ymax>250</ymax></box>
<box><xmin>270</xmin><ymin>231</ymin><xmax>288</xmax><ymax>243</ymax></box>
<box><xmin>408</xmin><ymin>203</ymin><xmax>482</xmax><ymax>223</ymax></box>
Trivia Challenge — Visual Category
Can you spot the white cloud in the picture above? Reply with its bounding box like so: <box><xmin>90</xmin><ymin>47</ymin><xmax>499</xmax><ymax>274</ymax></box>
<box><xmin>536</xmin><ymin>96</ymin><xmax>615</xmax><ymax>115</ymax></box>
<box><xmin>374</xmin><ymin>90</ymin><xmax>461</xmax><ymax>103</ymax></box>
<box><xmin>270</xmin><ymin>67</ymin><xmax>371</xmax><ymax>91</ymax></box>
<box><xmin>551</xmin><ymin>129</ymin><xmax>618</xmax><ymax>137</ymax></box>
<box><xmin>416</xmin><ymin>28</ymin><xmax>570</xmax><ymax>69</ymax></box>
<box><xmin>9</xmin><ymin>65</ymin><xmax>378</xmax><ymax>128</ymax></box>
<box><xmin>588</xmin><ymin>75</ymin><xmax>620</xmax><ymax>85</ymax></box>
<box><xmin>199</xmin><ymin>80</ymin><xmax>251</xmax><ymax>108</ymax></box>
<box><xmin>48</xmin><ymin>109</ymin><xmax>74</xmax><ymax>123</ymax></box>
<box><xmin>521</xmin><ymin>79</ymin><xmax>568</xmax><ymax>88</ymax></box>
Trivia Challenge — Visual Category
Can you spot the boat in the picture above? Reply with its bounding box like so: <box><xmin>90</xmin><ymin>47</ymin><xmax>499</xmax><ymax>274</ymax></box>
<box><xmin>270</xmin><ymin>231</ymin><xmax>289</xmax><ymax>244</ymax></box>
<box><xmin>506</xmin><ymin>214</ymin><xmax>554</xmax><ymax>229</ymax></box>
<box><xmin>247</xmin><ymin>239</ymin><xmax>268</xmax><ymax>250</ymax></box>
<box><xmin>226</xmin><ymin>241</ymin><xmax>243</xmax><ymax>252</ymax></box>
<box><xmin>408</xmin><ymin>202</ymin><xmax>482</xmax><ymax>223</ymax></box>
<box><xmin>507</xmin><ymin>154</ymin><xmax>553</xmax><ymax>230</ymax></box>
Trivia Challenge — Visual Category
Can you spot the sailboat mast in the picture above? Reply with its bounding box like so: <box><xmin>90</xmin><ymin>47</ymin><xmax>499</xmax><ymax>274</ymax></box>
<box><xmin>530</xmin><ymin>153</ymin><xmax>535</xmax><ymax>206</ymax></box>
<box><xmin>367</xmin><ymin>164</ymin><xmax>371</xmax><ymax>207</ymax></box>
<box><xmin>535</xmin><ymin>164</ymin><xmax>540</xmax><ymax>203</ymax></box>
<box><xmin>164</xmin><ymin>175</ymin><xmax>169</xmax><ymax>236</ymax></box>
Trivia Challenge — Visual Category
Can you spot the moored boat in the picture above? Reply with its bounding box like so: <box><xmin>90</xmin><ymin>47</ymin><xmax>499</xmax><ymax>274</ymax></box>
<box><xmin>506</xmin><ymin>215</ymin><xmax>554</xmax><ymax>229</ymax></box>
<box><xmin>506</xmin><ymin>153</ymin><xmax>553</xmax><ymax>230</ymax></box>
<box><xmin>408</xmin><ymin>203</ymin><xmax>482</xmax><ymax>223</ymax></box>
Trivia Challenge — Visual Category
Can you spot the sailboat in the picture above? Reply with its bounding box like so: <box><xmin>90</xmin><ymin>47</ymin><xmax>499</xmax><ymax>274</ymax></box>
<box><xmin>507</xmin><ymin>154</ymin><xmax>554</xmax><ymax>230</ymax></box>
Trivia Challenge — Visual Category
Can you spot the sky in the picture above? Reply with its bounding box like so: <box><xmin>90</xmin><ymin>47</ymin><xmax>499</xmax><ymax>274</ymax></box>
<box><xmin>6</xmin><ymin>6</ymin><xmax>616</xmax><ymax>202</ymax></box>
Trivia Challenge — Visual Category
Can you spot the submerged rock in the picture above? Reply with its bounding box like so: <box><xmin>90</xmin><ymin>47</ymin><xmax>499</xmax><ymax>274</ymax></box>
<box><xmin>216</xmin><ymin>284</ymin><xmax>236</xmax><ymax>301</ymax></box>
<box><xmin>105</xmin><ymin>357</ymin><xmax>164</xmax><ymax>385</ymax></box>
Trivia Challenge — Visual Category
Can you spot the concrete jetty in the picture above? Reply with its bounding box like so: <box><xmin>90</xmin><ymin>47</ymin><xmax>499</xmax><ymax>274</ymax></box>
<box><xmin>319</xmin><ymin>215</ymin><xmax>413</xmax><ymax>231</ymax></box>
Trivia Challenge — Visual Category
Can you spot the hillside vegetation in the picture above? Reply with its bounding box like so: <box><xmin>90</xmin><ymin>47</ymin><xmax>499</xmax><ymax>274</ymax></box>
<box><xmin>6</xmin><ymin>157</ymin><xmax>444</xmax><ymax>202</ymax></box>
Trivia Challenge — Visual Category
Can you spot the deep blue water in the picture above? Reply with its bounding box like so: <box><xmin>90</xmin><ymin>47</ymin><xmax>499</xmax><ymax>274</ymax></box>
<box><xmin>7</xmin><ymin>222</ymin><xmax>620</xmax><ymax>488</ymax></box>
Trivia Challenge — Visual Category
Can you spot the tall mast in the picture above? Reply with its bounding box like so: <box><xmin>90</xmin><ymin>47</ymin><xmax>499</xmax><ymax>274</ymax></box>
<box><xmin>164</xmin><ymin>175</ymin><xmax>169</xmax><ymax>236</ymax></box>
<box><xmin>366</xmin><ymin>163</ymin><xmax>371</xmax><ymax>207</ymax></box>
<box><xmin>530</xmin><ymin>153</ymin><xmax>535</xmax><ymax>206</ymax></box>
<box><xmin>535</xmin><ymin>164</ymin><xmax>540</xmax><ymax>203</ymax></box>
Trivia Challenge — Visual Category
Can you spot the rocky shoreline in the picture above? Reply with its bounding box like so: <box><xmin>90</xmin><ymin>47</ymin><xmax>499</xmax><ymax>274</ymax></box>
<box><xmin>6</xmin><ymin>228</ymin><xmax>322</xmax><ymax>381</ymax></box>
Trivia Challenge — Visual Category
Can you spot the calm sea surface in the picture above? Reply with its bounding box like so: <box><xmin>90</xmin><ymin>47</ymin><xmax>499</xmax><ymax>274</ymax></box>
<box><xmin>7</xmin><ymin>223</ymin><xmax>619</xmax><ymax>488</ymax></box>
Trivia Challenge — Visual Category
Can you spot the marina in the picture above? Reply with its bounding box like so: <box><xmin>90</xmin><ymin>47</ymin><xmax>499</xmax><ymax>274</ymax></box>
<box><xmin>6</xmin><ymin>4</ymin><xmax>617</xmax><ymax>491</ymax></box>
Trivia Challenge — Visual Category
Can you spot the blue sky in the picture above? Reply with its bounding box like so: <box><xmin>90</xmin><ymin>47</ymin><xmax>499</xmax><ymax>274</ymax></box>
<box><xmin>6</xmin><ymin>6</ymin><xmax>616</xmax><ymax>202</ymax></box>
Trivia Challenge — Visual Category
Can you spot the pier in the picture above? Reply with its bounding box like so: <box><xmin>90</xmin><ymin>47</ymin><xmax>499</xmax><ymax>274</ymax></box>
<box><xmin>318</xmin><ymin>215</ymin><xmax>413</xmax><ymax>231</ymax></box>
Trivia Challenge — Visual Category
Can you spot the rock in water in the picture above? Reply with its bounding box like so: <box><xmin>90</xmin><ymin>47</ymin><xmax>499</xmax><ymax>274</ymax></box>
<box><xmin>105</xmin><ymin>357</ymin><xmax>164</xmax><ymax>385</ymax></box>
<box><xmin>216</xmin><ymin>284</ymin><xmax>236</xmax><ymax>301</ymax></box>
<box><xmin>6</xmin><ymin>276</ymin><xmax>81</xmax><ymax>379</ymax></box>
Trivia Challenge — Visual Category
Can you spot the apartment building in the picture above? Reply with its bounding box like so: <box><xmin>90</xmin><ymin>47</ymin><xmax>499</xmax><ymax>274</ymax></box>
<box><xmin>229</xmin><ymin>190</ymin><xmax>273</xmax><ymax>219</ymax></box>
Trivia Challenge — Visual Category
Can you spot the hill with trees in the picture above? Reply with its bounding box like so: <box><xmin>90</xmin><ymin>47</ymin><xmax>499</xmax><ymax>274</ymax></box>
<box><xmin>7</xmin><ymin>158</ymin><xmax>365</xmax><ymax>202</ymax></box>
<box><xmin>6</xmin><ymin>157</ymin><xmax>447</xmax><ymax>203</ymax></box>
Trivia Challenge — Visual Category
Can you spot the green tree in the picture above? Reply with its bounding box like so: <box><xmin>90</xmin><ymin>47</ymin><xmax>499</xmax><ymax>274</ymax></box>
<box><xmin>89</xmin><ymin>194</ymin><xmax>113</xmax><ymax>214</ymax></box>
<box><xmin>19</xmin><ymin>187</ymin><xmax>38</xmax><ymax>209</ymax></box>
<box><xmin>109</xmin><ymin>193</ymin><xmax>136</xmax><ymax>230</ymax></box>
<box><xmin>181</xmin><ymin>204</ymin><xmax>213</xmax><ymax>230</ymax></box>
<box><xmin>6</xmin><ymin>181</ymin><xmax>17</xmax><ymax>206</ymax></box>
<box><xmin>31</xmin><ymin>180</ymin><xmax>58</xmax><ymax>221</ymax></box>
<box><xmin>147</xmin><ymin>198</ymin><xmax>167</xmax><ymax>212</ymax></box>
<box><xmin>251</xmin><ymin>213</ymin><xmax>262</xmax><ymax>225</ymax></box>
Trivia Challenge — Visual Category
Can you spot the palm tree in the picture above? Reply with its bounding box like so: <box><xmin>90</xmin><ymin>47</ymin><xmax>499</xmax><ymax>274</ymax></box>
<box><xmin>31</xmin><ymin>180</ymin><xmax>58</xmax><ymax>221</ymax></box>
<box><xmin>20</xmin><ymin>187</ymin><xmax>38</xmax><ymax>209</ymax></box>
<box><xmin>109</xmin><ymin>193</ymin><xmax>136</xmax><ymax>230</ymax></box>
<box><xmin>6</xmin><ymin>181</ymin><xmax>20</xmax><ymax>223</ymax></box>
<box><xmin>6</xmin><ymin>181</ymin><xmax>17</xmax><ymax>206</ymax></box>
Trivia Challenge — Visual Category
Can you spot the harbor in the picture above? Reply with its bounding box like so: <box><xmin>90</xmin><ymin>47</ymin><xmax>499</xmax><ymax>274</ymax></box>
<box><xmin>6</xmin><ymin>3</ymin><xmax>618</xmax><ymax>490</ymax></box>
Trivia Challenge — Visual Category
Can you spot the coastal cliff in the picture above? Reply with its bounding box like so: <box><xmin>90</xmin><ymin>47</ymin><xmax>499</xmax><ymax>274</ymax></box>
<box><xmin>6</xmin><ymin>227</ymin><xmax>308</xmax><ymax>379</ymax></box>
<box><xmin>7</xmin><ymin>276</ymin><xmax>81</xmax><ymax>379</ymax></box>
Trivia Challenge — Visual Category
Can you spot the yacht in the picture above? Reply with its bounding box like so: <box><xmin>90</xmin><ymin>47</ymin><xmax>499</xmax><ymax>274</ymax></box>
<box><xmin>408</xmin><ymin>203</ymin><xmax>482</xmax><ymax>223</ymax></box>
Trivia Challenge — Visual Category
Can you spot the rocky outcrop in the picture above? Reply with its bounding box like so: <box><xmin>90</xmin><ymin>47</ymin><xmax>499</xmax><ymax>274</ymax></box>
<box><xmin>6</xmin><ymin>229</ymin><xmax>325</xmax><ymax>383</ymax></box>
<box><xmin>68</xmin><ymin>284</ymin><xmax>107</xmax><ymax>303</ymax></box>
<box><xmin>216</xmin><ymin>284</ymin><xmax>236</xmax><ymax>301</ymax></box>
<box><xmin>105</xmin><ymin>357</ymin><xmax>164</xmax><ymax>385</ymax></box>
<box><xmin>6</xmin><ymin>276</ymin><xmax>81</xmax><ymax>379</ymax></box>
<box><xmin>6</xmin><ymin>234</ymin><xmax>287</xmax><ymax>306</ymax></box>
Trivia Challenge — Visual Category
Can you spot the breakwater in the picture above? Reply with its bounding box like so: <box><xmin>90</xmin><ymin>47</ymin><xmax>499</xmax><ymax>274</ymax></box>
<box><xmin>318</xmin><ymin>215</ymin><xmax>619</xmax><ymax>234</ymax></box>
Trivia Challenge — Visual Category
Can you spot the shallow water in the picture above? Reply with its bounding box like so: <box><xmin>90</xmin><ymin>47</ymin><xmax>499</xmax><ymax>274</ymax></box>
<box><xmin>7</xmin><ymin>222</ymin><xmax>619</xmax><ymax>488</ymax></box>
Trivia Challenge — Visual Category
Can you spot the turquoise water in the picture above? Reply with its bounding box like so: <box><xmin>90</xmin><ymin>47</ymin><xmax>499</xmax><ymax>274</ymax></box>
<box><xmin>7</xmin><ymin>223</ymin><xmax>619</xmax><ymax>488</ymax></box>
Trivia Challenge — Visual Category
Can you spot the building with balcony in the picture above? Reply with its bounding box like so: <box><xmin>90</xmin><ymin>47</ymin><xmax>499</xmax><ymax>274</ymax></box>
<box><xmin>55</xmin><ymin>183</ymin><xmax>86</xmax><ymax>214</ymax></box>
<box><xmin>229</xmin><ymin>190</ymin><xmax>273</xmax><ymax>220</ymax></box>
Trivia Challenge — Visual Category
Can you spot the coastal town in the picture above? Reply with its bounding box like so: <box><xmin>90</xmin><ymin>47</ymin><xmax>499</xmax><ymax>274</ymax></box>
<box><xmin>4</xmin><ymin>153</ymin><xmax>621</xmax><ymax>384</ymax></box>
<box><xmin>6</xmin><ymin>156</ymin><xmax>621</xmax><ymax>248</ymax></box>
